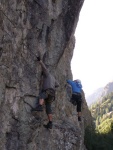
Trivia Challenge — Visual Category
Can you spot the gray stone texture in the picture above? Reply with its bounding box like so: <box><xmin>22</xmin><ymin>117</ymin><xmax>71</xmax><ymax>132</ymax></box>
<box><xmin>0</xmin><ymin>0</ymin><xmax>92</xmax><ymax>150</ymax></box>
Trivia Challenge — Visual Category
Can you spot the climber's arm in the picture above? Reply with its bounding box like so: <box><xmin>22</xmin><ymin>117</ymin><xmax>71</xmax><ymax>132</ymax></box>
<box><xmin>67</xmin><ymin>80</ymin><xmax>73</xmax><ymax>86</ymax></box>
<box><xmin>39</xmin><ymin>60</ymin><xmax>49</xmax><ymax>74</ymax></box>
<box><xmin>37</xmin><ymin>57</ymin><xmax>49</xmax><ymax>75</ymax></box>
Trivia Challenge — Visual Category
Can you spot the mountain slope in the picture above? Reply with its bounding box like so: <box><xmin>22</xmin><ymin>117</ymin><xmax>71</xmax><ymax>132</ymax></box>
<box><xmin>101</xmin><ymin>81</ymin><xmax>113</xmax><ymax>98</ymax></box>
<box><xmin>86</xmin><ymin>87</ymin><xmax>103</xmax><ymax>106</ymax></box>
<box><xmin>90</xmin><ymin>91</ymin><xmax>113</xmax><ymax>132</ymax></box>
<box><xmin>86</xmin><ymin>92</ymin><xmax>113</xmax><ymax>149</ymax></box>
<box><xmin>86</xmin><ymin>81</ymin><xmax>113</xmax><ymax>106</ymax></box>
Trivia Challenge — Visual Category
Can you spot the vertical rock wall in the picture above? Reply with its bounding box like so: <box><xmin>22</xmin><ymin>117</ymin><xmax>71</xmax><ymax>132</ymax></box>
<box><xmin>0</xmin><ymin>0</ymin><xmax>92</xmax><ymax>150</ymax></box>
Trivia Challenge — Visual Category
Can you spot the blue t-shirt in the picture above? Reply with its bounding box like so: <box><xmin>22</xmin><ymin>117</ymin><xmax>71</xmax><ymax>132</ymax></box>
<box><xmin>67</xmin><ymin>80</ymin><xmax>82</xmax><ymax>93</ymax></box>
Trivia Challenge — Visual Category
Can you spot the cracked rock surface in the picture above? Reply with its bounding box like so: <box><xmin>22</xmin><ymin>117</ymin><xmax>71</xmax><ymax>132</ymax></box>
<box><xmin>0</xmin><ymin>0</ymin><xmax>92</xmax><ymax>150</ymax></box>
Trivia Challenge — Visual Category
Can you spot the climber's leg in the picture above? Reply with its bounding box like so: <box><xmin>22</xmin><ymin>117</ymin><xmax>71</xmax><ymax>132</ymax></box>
<box><xmin>76</xmin><ymin>97</ymin><xmax>82</xmax><ymax>121</ymax></box>
<box><xmin>44</xmin><ymin>99</ymin><xmax>53</xmax><ymax>129</ymax></box>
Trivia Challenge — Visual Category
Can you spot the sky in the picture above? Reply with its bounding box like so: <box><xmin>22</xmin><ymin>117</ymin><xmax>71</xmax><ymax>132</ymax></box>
<box><xmin>71</xmin><ymin>0</ymin><xmax>113</xmax><ymax>97</ymax></box>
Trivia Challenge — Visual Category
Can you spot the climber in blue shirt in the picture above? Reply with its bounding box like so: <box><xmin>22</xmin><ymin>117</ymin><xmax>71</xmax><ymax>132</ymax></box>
<box><xmin>67</xmin><ymin>79</ymin><xmax>83</xmax><ymax>121</ymax></box>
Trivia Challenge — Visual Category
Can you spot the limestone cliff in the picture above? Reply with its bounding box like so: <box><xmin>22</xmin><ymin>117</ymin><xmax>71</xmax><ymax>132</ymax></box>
<box><xmin>0</xmin><ymin>0</ymin><xmax>92</xmax><ymax>150</ymax></box>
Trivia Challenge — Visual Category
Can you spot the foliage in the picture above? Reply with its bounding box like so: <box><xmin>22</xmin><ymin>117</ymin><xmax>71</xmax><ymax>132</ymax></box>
<box><xmin>84</xmin><ymin>126</ymin><xmax>113</xmax><ymax>150</ymax></box>
<box><xmin>89</xmin><ymin>92</ymin><xmax>113</xmax><ymax>128</ymax></box>
<box><xmin>85</xmin><ymin>92</ymin><xmax>113</xmax><ymax>150</ymax></box>
<box><xmin>97</xmin><ymin>118</ymin><xmax>113</xmax><ymax>134</ymax></box>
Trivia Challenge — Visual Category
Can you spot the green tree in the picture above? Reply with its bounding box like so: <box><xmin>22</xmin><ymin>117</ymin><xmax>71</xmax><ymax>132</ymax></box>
<box><xmin>106</xmin><ymin>108</ymin><xmax>109</xmax><ymax>114</ymax></box>
<box><xmin>111</xmin><ymin>122</ymin><xmax>113</xmax><ymax>133</ymax></box>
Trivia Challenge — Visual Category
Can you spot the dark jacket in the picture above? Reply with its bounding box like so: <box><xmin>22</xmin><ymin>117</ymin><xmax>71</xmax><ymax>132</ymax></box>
<box><xmin>40</xmin><ymin>61</ymin><xmax>59</xmax><ymax>91</ymax></box>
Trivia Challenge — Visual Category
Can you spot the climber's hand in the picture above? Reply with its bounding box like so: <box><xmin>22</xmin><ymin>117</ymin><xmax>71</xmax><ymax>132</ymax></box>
<box><xmin>37</xmin><ymin>56</ymin><xmax>40</xmax><ymax>61</ymax></box>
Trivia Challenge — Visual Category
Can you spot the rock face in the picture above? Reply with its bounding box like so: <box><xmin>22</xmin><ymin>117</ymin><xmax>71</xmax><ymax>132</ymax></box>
<box><xmin>101</xmin><ymin>81</ymin><xmax>113</xmax><ymax>98</ymax></box>
<box><xmin>0</xmin><ymin>0</ymin><xmax>92</xmax><ymax>150</ymax></box>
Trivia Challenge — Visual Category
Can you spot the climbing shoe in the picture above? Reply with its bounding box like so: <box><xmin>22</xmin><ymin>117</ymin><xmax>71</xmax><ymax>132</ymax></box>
<box><xmin>78</xmin><ymin>116</ymin><xmax>81</xmax><ymax>121</ymax></box>
<box><xmin>31</xmin><ymin>105</ymin><xmax>43</xmax><ymax>112</ymax></box>
<box><xmin>43</xmin><ymin>121</ymin><xmax>52</xmax><ymax>129</ymax></box>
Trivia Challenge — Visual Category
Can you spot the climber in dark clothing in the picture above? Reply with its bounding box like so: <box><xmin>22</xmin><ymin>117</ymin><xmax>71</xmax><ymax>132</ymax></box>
<box><xmin>32</xmin><ymin>57</ymin><xmax>59</xmax><ymax>129</ymax></box>
<box><xmin>67</xmin><ymin>79</ymin><xmax>82</xmax><ymax>121</ymax></box>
